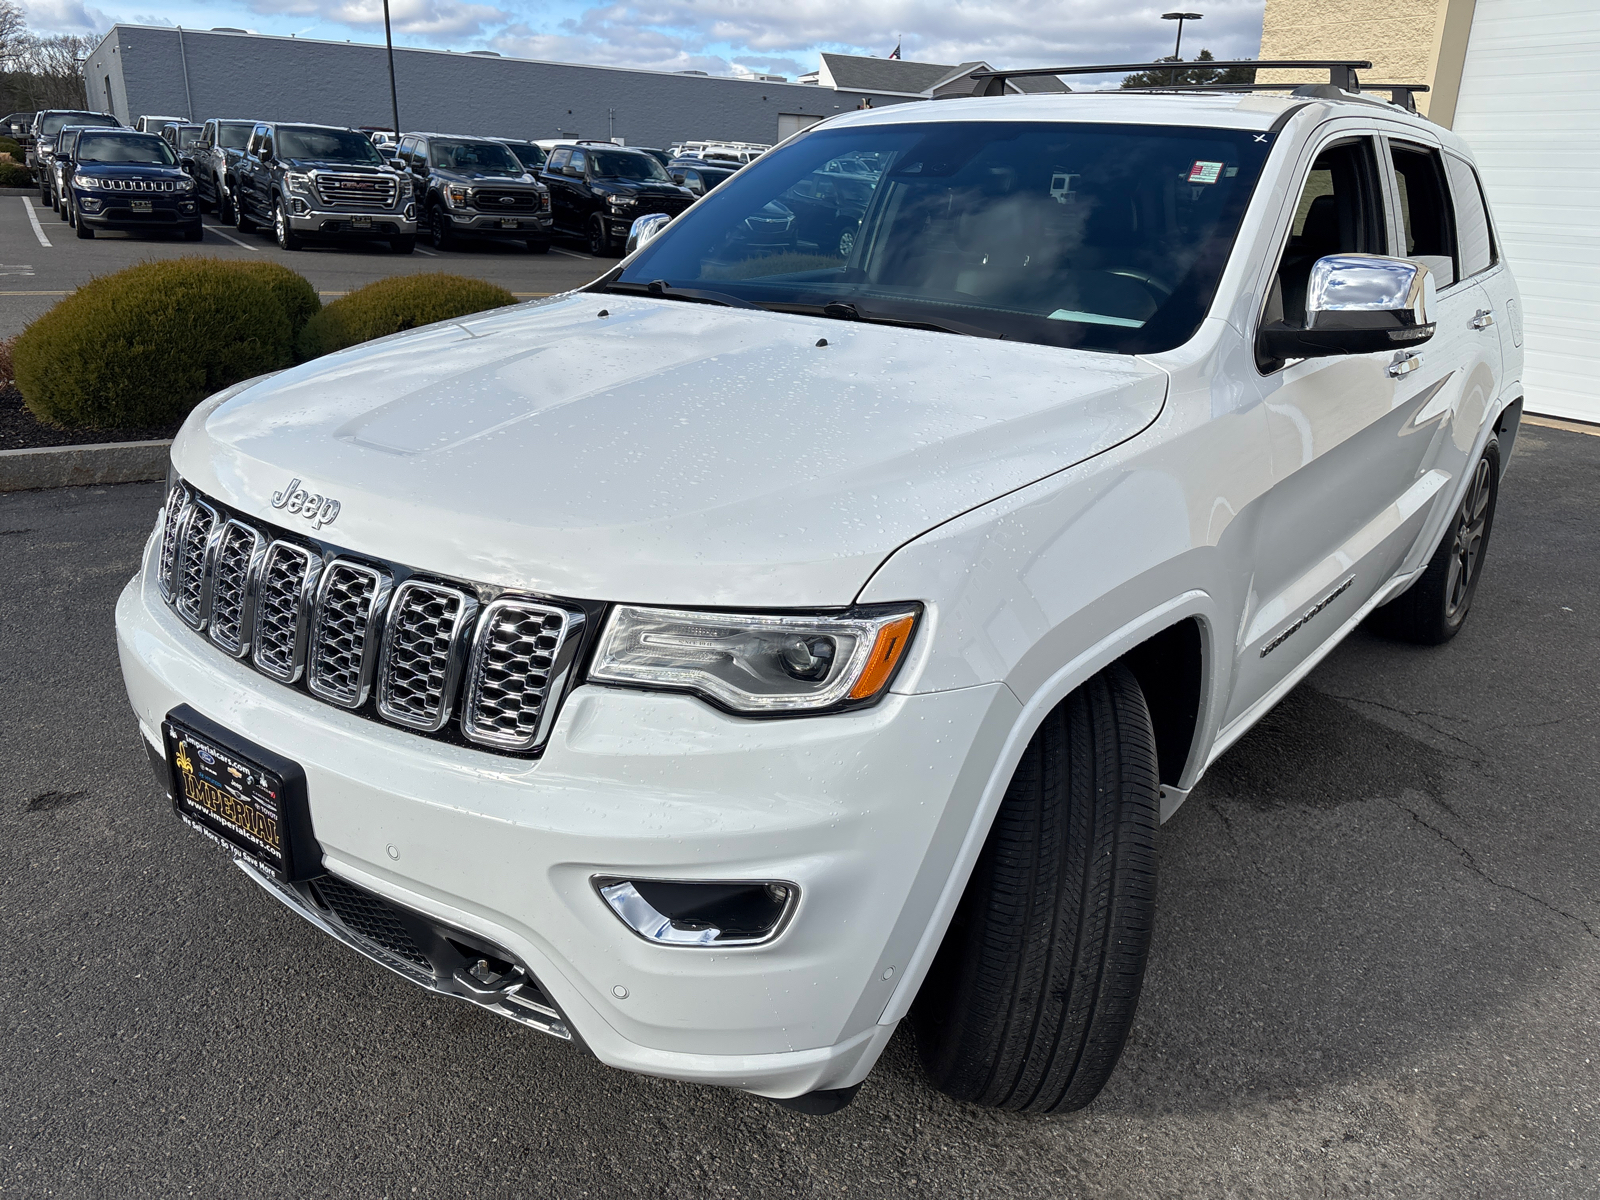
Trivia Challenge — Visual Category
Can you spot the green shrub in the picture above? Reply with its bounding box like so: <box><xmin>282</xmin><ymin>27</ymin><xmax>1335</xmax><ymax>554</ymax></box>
<box><xmin>298</xmin><ymin>273</ymin><xmax>517</xmax><ymax>360</ymax></box>
<box><xmin>13</xmin><ymin>257</ymin><xmax>302</xmax><ymax>429</ymax></box>
<box><xmin>0</xmin><ymin>160</ymin><xmax>33</xmax><ymax>187</ymax></box>
<box><xmin>226</xmin><ymin>260</ymin><xmax>321</xmax><ymax>339</ymax></box>
<box><xmin>0</xmin><ymin>136</ymin><xmax>21</xmax><ymax>156</ymax></box>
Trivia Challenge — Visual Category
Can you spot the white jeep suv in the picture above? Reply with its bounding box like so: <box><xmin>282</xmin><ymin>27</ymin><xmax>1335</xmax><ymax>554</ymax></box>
<box><xmin>116</xmin><ymin>74</ymin><xmax>1523</xmax><ymax>1115</ymax></box>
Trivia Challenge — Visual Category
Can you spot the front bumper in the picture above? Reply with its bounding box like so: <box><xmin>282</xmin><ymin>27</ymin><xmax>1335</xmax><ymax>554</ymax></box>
<box><xmin>79</xmin><ymin>197</ymin><xmax>200</xmax><ymax>229</ymax></box>
<box><xmin>446</xmin><ymin>208</ymin><xmax>552</xmax><ymax>234</ymax></box>
<box><xmin>115</xmin><ymin>534</ymin><xmax>1014</xmax><ymax>1098</ymax></box>
<box><xmin>285</xmin><ymin>201</ymin><xmax>418</xmax><ymax>237</ymax></box>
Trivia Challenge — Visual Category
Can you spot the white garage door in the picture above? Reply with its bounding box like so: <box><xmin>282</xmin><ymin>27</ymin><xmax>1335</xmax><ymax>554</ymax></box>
<box><xmin>777</xmin><ymin>113</ymin><xmax>824</xmax><ymax>141</ymax></box>
<box><xmin>1452</xmin><ymin>0</ymin><xmax>1600</xmax><ymax>422</ymax></box>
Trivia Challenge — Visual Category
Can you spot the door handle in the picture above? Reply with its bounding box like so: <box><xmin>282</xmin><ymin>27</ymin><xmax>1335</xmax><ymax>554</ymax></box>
<box><xmin>1388</xmin><ymin>352</ymin><xmax>1422</xmax><ymax>378</ymax></box>
<box><xmin>1472</xmin><ymin>308</ymin><xmax>1495</xmax><ymax>330</ymax></box>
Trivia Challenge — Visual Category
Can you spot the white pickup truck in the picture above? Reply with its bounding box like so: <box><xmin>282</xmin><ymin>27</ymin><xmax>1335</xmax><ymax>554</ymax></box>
<box><xmin>117</xmin><ymin>65</ymin><xmax>1522</xmax><ymax>1116</ymax></box>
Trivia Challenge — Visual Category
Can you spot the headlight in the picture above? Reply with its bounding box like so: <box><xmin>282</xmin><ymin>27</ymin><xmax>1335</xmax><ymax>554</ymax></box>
<box><xmin>607</xmin><ymin>195</ymin><xmax>637</xmax><ymax>210</ymax></box>
<box><xmin>447</xmin><ymin>185</ymin><xmax>469</xmax><ymax>206</ymax></box>
<box><xmin>285</xmin><ymin>172</ymin><xmax>312</xmax><ymax>195</ymax></box>
<box><xmin>396</xmin><ymin>176</ymin><xmax>412</xmax><ymax>197</ymax></box>
<box><xmin>589</xmin><ymin>605</ymin><xmax>920</xmax><ymax>715</ymax></box>
<box><xmin>176</xmin><ymin>176</ymin><xmax>195</xmax><ymax>192</ymax></box>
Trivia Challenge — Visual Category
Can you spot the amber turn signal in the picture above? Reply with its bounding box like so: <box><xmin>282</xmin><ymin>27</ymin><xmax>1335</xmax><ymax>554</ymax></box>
<box><xmin>848</xmin><ymin>614</ymin><xmax>918</xmax><ymax>700</ymax></box>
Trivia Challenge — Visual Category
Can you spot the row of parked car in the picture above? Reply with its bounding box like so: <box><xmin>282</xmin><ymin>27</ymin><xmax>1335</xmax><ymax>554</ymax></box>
<box><xmin>8</xmin><ymin>106</ymin><xmax>770</xmax><ymax>255</ymax></box>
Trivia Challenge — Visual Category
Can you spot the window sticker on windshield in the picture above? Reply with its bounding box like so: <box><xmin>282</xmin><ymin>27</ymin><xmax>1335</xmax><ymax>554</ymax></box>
<box><xmin>1187</xmin><ymin>160</ymin><xmax>1224</xmax><ymax>184</ymax></box>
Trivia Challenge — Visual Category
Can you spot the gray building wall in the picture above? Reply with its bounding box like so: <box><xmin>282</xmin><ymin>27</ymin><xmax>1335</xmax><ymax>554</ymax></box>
<box><xmin>85</xmin><ymin>26</ymin><xmax>906</xmax><ymax>147</ymax></box>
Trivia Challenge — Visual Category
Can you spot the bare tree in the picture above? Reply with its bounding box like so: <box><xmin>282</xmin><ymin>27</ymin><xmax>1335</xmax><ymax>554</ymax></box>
<box><xmin>11</xmin><ymin>33</ymin><xmax>95</xmax><ymax>110</ymax></box>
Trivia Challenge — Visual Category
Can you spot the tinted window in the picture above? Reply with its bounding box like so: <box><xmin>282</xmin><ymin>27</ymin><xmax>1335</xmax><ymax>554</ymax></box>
<box><xmin>622</xmin><ymin>121</ymin><xmax>1274</xmax><ymax>355</ymax></box>
<box><xmin>275</xmin><ymin>127</ymin><xmax>382</xmax><ymax>163</ymax></box>
<box><xmin>502</xmin><ymin>141</ymin><xmax>546</xmax><ymax>169</ymax></box>
<box><xmin>76</xmin><ymin>132</ymin><xmax>176</xmax><ymax>165</ymax></box>
<box><xmin>1445</xmin><ymin>154</ymin><xmax>1495</xmax><ymax>277</ymax></box>
<box><xmin>40</xmin><ymin>112</ymin><xmax>112</xmax><ymax>137</ymax></box>
<box><xmin>217</xmin><ymin>122</ymin><xmax>252</xmax><ymax>150</ymax></box>
<box><xmin>547</xmin><ymin>148</ymin><xmax>570</xmax><ymax>172</ymax></box>
<box><xmin>1390</xmin><ymin>143</ymin><xmax>1456</xmax><ymax>287</ymax></box>
<box><xmin>428</xmin><ymin>138</ymin><xmax>521</xmax><ymax>172</ymax></box>
<box><xmin>568</xmin><ymin>149</ymin><xmax>587</xmax><ymax>175</ymax></box>
<box><xmin>178</xmin><ymin>127</ymin><xmax>202</xmax><ymax>149</ymax></box>
<box><xmin>1268</xmin><ymin>138</ymin><xmax>1385</xmax><ymax>329</ymax></box>
<box><xmin>590</xmin><ymin>150</ymin><xmax>670</xmax><ymax>181</ymax></box>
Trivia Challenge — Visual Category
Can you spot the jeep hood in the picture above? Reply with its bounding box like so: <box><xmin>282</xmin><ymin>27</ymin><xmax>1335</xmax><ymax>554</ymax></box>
<box><xmin>175</xmin><ymin>294</ymin><xmax>1166</xmax><ymax>607</ymax></box>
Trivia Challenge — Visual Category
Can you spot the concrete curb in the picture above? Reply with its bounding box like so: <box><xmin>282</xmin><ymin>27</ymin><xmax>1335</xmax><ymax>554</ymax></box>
<box><xmin>0</xmin><ymin>440</ymin><xmax>171</xmax><ymax>492</ymax></box>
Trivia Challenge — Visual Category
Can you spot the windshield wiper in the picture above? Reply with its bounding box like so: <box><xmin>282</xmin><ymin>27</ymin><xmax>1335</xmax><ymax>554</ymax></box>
<box><xmin>601</xmin><ymin>280</ymin><xmax>759</xmax><ymax>309</ymax></box>
<box><xmin>769</xmin><ymin>300</ymin><xmax>1005</xmax><ymax>341</ymax></box>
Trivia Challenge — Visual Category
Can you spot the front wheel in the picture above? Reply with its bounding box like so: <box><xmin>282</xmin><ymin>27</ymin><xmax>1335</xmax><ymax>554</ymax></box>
<box><xmin>588</xmin><ymin>215</ymin><xmax>613</xmax><ymax>256</ymax></box>
<box><xmin>58</xmin><ymin>190</ymin><xmax>69</xmax><ymax>220</ymax></box>
<box><xmin>389</xmin><ymin>235</ymin><xmax>415</xmax><ymax>254</ymax></box>
<box><xmin>1369</xmin><ymin>439</ymin><xmax>1501</xmax><ymax>645</ymax></box>
<box><xmin>274</xmin><ymin>200</ymin><xmax>301</xmax><ymax>250</ymax></box>
<box><xmin>525</xmin><ymin>236</ymin><xmax>550</xmax><ymax>254</ymax></box>
<box><xmin>429</xmin><ymin>205</ymin><xmax>456</xmax><ymax>250</ymax></box>
<box><xmin>76</xmin><ymin>214</ymin><xmax>93</xmax><ymax>239</ymax></box>
<box><xmin>912</xmin><ymin>662</ymin><xmax>1159</xmax><ymax>1113</ymax></box>
<box><xmin>183</xmin><ymin>223</ymin><xmax>204</xmax><ymax>242</ymax></box>
<box><xmin>234</xmin><ymin>190</ymin><xmax>255</xmax><ymax>233</ymax></box>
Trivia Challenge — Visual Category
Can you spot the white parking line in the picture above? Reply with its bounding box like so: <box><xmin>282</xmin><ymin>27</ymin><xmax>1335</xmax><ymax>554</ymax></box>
<box><xmin>549</xmin><ymin>247</ymin><xmax>594</xmax><ymax>260</ymax></box>
<box><xmin>21</xmin><ymin>198</ymin><xmax>52</xmax><ymax>248</ymax></box>
<box><xmin>203</xmin><ymin>223</ymin><xmax>259</xmax><ymax>251</ymax></box>
<box><xmin>414</xmin><ymin>245</ymin><xmax>439</xmax><ymax>256</ymax></box>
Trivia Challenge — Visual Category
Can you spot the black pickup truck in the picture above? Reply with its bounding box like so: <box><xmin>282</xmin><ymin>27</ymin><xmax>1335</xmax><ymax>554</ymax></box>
<box><xmin>233</xmin><ymin>122</ymin><xmax>417</xmax><ymax>253</ymax></box>
<box><xmin>539</xmin><ymin>142</ymin><xmax>695</xmax><ymax>256</ymax></box>
<box><xmin>397</xmin><ymin>132</ymin><xmax>552</xmax><ymax>252</ymax></box>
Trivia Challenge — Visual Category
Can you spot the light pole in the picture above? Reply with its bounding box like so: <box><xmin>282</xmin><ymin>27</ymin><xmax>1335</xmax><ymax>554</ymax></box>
<box><xmin>382</xmin><ymin>0</ymin><xmax>401</xmax><ymax>137</ymax></box>
<box><xmin>1161</xmin><ymin>12</ymin><xmax>1202</xmax><ymax>83</ymax></box>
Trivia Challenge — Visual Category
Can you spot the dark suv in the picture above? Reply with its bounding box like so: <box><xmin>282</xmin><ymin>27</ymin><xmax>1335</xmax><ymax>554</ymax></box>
<box><xmin>65</xmin><ymin>128</ymin><xmax>200</xmax><ymax>240</ymax></box>
<box><xmin>234</xmin><ymin>122</ymin><xmax>417</xmax><ymax>252</ymax></box>
<box><xmin>31</xmin><ymin>109</ymin><xmax>120</xmax><ymax>207</ymax></box>
<box><xmin>539</xmin><ymin>142</ymin><xmax>694</xmax><ymax>255</ymax></box>
<box><xmin>397</xmin><ymin>132</ymin><xmax>552</xmax><ymax>252</ymax></box>
<box><xmin>189</xmin><ymin>119</ymin><xmax>256</xmax><ymax>222</ymax></box>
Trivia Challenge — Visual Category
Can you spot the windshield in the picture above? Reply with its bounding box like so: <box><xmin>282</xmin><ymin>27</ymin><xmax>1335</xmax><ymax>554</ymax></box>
<box><xmin>42</xmin><ymin>112</ymin><xmax>112</xmax><ymax>138</ymax></box>
<box><xmin>501</xmin><ymin>141</ymin><xmax>546</xmax><ymax>169</ymax></box>
<box><xmin>276</xmin><ymin>127</ymin><xmax>383</xmax><ymax>164</ymax></box>
<box><xmin>177</xmin><ymin>127</ymin><xmax>202</xmax><ymax>148</ymax></box>
<box><xmin>590</xmin><ymin>150</ymin><xmax>671</xmax><ymax>181</ymax></box>
<box><xmin>77</xmin><ymin>132</ymin><xmax>177</xmax><ymax>165</ymax></box>
<box><xmin>619</xmin><ymin>121</ymin><xmax>1272</xmax><ymax>354</ymax></box>
<box><xmin>429</xmin><ymin>138</ymin><xmax>521</xmax><ymax>173</ymax></box>
<box><xmin>217</xmin><ymin>122</ymin><xmax>252</xmax><ymax>150</ymax></box>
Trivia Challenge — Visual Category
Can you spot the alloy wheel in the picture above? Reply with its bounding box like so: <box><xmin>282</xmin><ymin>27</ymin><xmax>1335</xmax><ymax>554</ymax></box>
<box><xmin>1445</xmin><ymin>456</ymin><xmax>1493</xmax><ymax>620</ymax></box>
<box><xmin>275</xmin><ymin>205</ymin><xmax>287</xmax><ymax>247</ymax></box>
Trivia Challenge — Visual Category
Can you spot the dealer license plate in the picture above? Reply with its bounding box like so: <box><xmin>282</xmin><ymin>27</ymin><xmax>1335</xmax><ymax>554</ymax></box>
<box><xmin>499</xmin><ymin>218</ymin><xmax>519</xmax><ymax>229</ymax></box>
<box><xmin>162</xmin><ymin>709</ymin><xmax>317</xmax><ymax>880</ymax></box>
<box><xmin>131</xmin><ymin>199</ymin><xmax>152</xmax><ymax>212</ymax></box>
<box><xmin>350</xmin><ymin>215</ymin><xmax>372</xmax><ymax>228</ymax></box>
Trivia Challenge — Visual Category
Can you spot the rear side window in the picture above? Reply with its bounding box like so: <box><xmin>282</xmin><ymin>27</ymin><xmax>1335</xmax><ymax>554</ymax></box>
<box><xmin>1390</xmin><ymin>143</ymin><xmax>1456</xmax><ymax>287</ymax></box>
<box><xmin>1445</xmin><ymin>154</ymin><xmax>1496</xmax><ymax>278</ymax></box>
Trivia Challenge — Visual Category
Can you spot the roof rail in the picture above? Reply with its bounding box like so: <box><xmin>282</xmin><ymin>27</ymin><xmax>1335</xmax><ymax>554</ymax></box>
<box><xmin>967</xmin><ymin>59</ymin><xmax>1372</xmax><ymax>97</ymax></box>
<box><xmin>1109</xmin><ymin>77</ymin><xmax>1430</xmax><ymax>113</ymax></box>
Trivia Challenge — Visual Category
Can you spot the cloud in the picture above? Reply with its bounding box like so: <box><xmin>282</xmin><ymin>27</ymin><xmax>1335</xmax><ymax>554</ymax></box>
<box><xmin>20</xmin><ymin>0</ymin><xmax>115</xmax><ymax>34</ymax></box>
<box><xmin>247</xmin><ymin>0</ymin><xmax>512</xmax><ymax>38</ymax></box>
<box><xmin>490</xmin><ymin>0</ymin><xmax>1264</xmax><ymax>77</ymax></box>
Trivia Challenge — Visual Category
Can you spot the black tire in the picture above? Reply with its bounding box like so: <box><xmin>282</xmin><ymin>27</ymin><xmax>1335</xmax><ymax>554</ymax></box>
<box><xmin>65</xmin><ymin>194</ymin><xmax>75</xmax><ymax>228</ymax></box>
<box><xmin>390</xmin><ymin>235</ymin><xmax>415</xmax><ymax>254</ymax></box>
<box><xmin>183</xmin><ymin>223</ymin><xmax>204</xmax><ymax>242</ymax></box>
<box><xmin>1369</xmin><ymin>438</ymin><xmax>1501</xmax><ymax>645</ymax></box>
<box><xmin>430</xmin><ymin>204</ymin><xmax>456</xmax><ymax>250</ymax></box>
<box><xmin>912</xmin><ymin>663</ymin><xmax>1159</xmax><ymax>1113</ymax></box>
<box><xmin>274</xmin><ymin>200</ymin><xmax>302</xmax><ymax>251</ymax></box>
<box><xmin>76</xmin><ymin>215</ymin><xmax>93</xmax><ymax>239</ymax></box>
<box><xmin>58</xmin><ymin>191</ymin><xmax>69</xmax><ymax>220</ymax></box>
<box><xmin>216</xmin><ymin>179</ymin><xmax>235</xmax><ymax>225</ymax></box>
<box><xmin>588</xmin><ymin>215</ymin><xmax>613</xmax><ymax>257</ymax></box>
<box><xmin>234</xmin><ymin>191</ymin><xmax>255</xmax><ymax>234</ymax></box>
<box><xmin>525</xmin><ymin>236</ymin><xmax>550</xmax><ymax>254</ymax></box>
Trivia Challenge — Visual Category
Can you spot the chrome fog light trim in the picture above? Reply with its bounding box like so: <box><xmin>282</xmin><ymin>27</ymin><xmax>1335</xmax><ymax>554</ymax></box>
<box><xmin>596</xmin><ymin>877</ymin><xmax>798</xmax><ymax>948</ymax></box>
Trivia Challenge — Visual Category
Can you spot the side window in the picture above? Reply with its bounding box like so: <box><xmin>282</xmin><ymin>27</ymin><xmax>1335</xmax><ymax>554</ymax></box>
<box><xmin>547</xmin><ymin>148</ymin><xmax>570</xmax><ymax>173</ymax></box>
<box><xmin>261</xmin><ymin>134</ymin><xmax>274</xmax><ymax>161</ymax></box>
<box><xmin>568</xmin><ymin>149</ymin><xmax>587</xmax><ymax>176</ymax></box>
<box><xmin>1444</xmin><ymin>154</ymin><xmax>1496</xmax><ymax>278</ymax></box>
<box><xmin>1265</xmin><ymin>137</ymin><xmax>1385</xmax><ymax>332</ymax></box>
<box><xmin>202</xmin><ymin>122</ymin><xmax>214</xmax><ymax>149</ymax></box>
<box><xmin>396</xmin><ymin>136</ymin><xmax>416</xmax><ymax>164</ymax></box>
<box><xmin>1389</xmin><ymin>143</ymin><xmax>1456</xmax><ymax>287</ymax></box>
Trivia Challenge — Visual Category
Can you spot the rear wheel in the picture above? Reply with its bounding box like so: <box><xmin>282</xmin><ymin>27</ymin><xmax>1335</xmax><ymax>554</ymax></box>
<box><xmin>1369</xmin><ymin>439</ymin><xmax>1501</xmax><ymax>645</ymax></box>
<box><xmin>912</xmin><ymin>662</ymin><xmax>1159</xmax><ymax>1113</ymax></box>
<box><xmin>57</xmin><ymin>190</ymin><xmax>69</xmax><ymax>220</ymax></box>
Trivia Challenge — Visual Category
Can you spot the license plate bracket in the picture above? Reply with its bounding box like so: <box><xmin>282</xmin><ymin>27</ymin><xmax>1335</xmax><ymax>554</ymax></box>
<box><xmin>162</xmin><ymin>705</ymin><xmax>321</xmax><ymax>881</ymax></box>
<box><xmin>131</xmin><ymin>199</ymin><xmax>152</xmax><ymax>212</ymax></box>
<box><xmin>499</xmin><ymin>218</ymin><xmax>519</xmax><ymax>229</ymax></box>
<box><xmin>350</xmin><ymin>215</ymin><xmax>372</xmax><ymax>228</ymax></box>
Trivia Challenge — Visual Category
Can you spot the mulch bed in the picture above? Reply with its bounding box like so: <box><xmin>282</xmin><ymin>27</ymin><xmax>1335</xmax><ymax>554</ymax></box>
<box><xmin>0</xmin><ymin>386</ymin><xmax>182</xmax><ymax>450</ymax></box>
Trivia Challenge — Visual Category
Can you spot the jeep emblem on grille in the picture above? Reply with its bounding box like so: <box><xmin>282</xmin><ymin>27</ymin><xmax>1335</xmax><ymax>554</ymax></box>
<box><xmin>270</xmin><ymin>477</ymin><xmax>342</xmax><ymax>530</ymax></box>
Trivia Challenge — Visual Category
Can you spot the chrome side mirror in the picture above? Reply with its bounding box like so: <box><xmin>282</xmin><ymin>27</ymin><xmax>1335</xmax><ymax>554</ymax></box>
<box><xmin>1260</xmin><ymin>254</ymin><xmax>1437</xmax><ymax>363</ymax></box>
<box><xmin>625</xmin><ymin>211</ymin><xmax>671</xmax><ymax>255</ymax></box>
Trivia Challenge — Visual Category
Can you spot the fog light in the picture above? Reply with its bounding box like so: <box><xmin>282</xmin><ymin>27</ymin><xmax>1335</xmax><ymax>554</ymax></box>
<box><xmin>596</xmin><ymin>878</ymin><xmax>797</xmax><ymax>947</ymax></box>
<box><xmin>80</xmin><ymin>197</ymin><xmax>101</xmax><ymax>212</ymax></box>
<box><xmin>291</xmin><ymin>198</ymin><xmax>308</xmax><ymax>215</ymax></box>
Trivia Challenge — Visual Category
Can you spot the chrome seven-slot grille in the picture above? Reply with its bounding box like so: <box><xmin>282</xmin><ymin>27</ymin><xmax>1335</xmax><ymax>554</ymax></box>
<box><xmin>156</xmin><ymin>483</ymin><xmax>584</xmax><ymax>754</ymax></box>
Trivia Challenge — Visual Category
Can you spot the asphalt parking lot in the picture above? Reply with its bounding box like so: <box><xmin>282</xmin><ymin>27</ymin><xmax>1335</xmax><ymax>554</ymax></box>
<box><xmin>1</xmin><ymin>424</ymin><xmax>1596</xmax><ymax>1198</ymax></box>
<box><xmin>0</xmin><ymin>188</ymin><xmax>605</xmax><ymax>341</ymax></box>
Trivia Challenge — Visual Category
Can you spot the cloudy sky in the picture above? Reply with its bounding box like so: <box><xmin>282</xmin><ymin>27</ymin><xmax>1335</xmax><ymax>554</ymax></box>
<box><xmin>21</xmin><ymin>0</ymin><xmax>1266</xmax><ymax>80</ymax></box>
